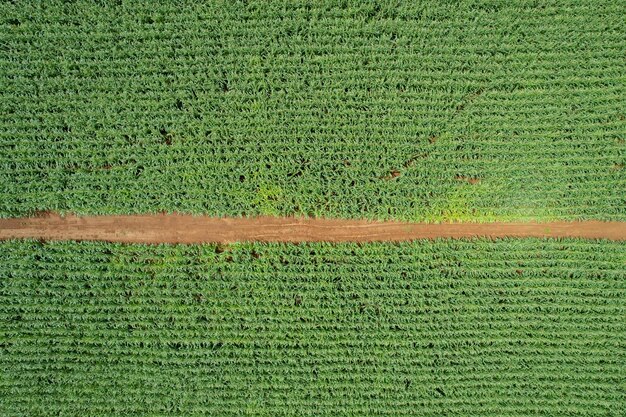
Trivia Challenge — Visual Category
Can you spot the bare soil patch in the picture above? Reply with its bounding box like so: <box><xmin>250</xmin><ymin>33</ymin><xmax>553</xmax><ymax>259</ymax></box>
<box><xmin>0</xmin><ymin>213</ymin><xmax>624</xmax><ymax>243</ymax></box>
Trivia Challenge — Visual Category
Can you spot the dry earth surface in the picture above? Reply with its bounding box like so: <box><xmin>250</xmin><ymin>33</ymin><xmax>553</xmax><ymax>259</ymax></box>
<box><xmin>1</xmin><ymin>212</ymin><xmax>625</xmax><ymax>243</ymax></box>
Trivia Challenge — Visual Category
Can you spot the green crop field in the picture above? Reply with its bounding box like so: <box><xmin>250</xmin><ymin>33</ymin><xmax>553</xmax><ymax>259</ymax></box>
<box><xmin>1</xmin><ymin>1</ymin><xmax>625</xmax><ymax>416</ymax></box>
<box><xmin>1</xmin><ymin>0</ymin><xmax>625</xmax><ymax>221</ymax></box>
<box><xmin>1</xmin><ymin>239</ymin><xmax>625</xmax><ymax>416</ymax></box>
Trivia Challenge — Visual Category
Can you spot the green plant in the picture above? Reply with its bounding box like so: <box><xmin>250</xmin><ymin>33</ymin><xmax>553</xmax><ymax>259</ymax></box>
<box><xmin>0</xmin><ymin>0</ymin><xmax>624</xmax><ymax>221</ymax></box>
<box><xmin>1</xmin><ymin>238</ymin><xmax>625</xmax><ymax>416</ymax></box>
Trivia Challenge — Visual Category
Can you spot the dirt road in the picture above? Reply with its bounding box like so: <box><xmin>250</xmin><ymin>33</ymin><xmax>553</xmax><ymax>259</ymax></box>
<box><xmin>0</xmin><ymin>213</ymin><xmax>624</xmax><ymax>243</ymax></box>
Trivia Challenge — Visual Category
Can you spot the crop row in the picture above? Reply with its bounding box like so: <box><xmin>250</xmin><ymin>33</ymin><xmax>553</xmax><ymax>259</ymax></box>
<box><xmin>1</xmin><ymin>0</ymin><xmax>624</xmax><ymax>220</ymax></box>
<box><xmin>1</xmin><ymin>238</ymin><xmax>625</xmax><ymax>416</ymax></box>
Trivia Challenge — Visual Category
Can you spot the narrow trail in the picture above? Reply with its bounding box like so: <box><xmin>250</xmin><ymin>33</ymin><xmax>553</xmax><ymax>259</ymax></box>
<box><xmin>0</xmin><ymin>213</ymin><xmax>624</xmax><ymax>243</ymax></box>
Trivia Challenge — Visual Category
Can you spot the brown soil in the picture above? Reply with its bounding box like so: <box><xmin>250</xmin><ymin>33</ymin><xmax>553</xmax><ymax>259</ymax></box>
<box><xmin>455</xmin><ymin>175</ymin><xmax>481</xmax><ymax>185</ymax></box>
<box><xmin>0</xmin><ymin>212</ymin><xmax>625</xmax><ymax>243</ymax></box>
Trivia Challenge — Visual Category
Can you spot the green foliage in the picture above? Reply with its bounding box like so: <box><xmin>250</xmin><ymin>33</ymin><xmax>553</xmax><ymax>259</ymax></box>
<box><xmin>0</xmin><ymin>1</ymin><xmax>625</xmax><ymax>221</ymax></box>
<box><xmin>1</xmin><ymin>238</ymin><xmax>625</xmax><ymax>416</ymax></box>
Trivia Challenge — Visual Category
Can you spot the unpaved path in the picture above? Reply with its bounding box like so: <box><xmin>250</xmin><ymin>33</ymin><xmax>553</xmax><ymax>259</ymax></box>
<box><xmin>0</xmin><ymin>213</ymin><xmax>624</xmax><ymax>243</ymax></box>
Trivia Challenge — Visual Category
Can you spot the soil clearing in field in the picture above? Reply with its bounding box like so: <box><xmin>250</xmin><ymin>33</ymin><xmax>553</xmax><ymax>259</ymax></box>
<box><xmin>1</xmin><ymin>212</ymin><xmax>624</xmax><ymax>243</ymax></box>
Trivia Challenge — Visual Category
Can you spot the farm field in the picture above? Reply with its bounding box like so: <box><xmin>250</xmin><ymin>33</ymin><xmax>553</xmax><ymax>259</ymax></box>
<box><xmin>1</xmin><ymin>0</ymin><xmax>625</xmax><ymax>221</ymax></box>
<box><xmin>1</xmin><ymin>1</ymin><xmax>626</xmax><ymax>416</ymax></box>
<box><xmin>1</xmin><ymin>238</ymin><xmax>625</xmax><ymax>416</ymax></box>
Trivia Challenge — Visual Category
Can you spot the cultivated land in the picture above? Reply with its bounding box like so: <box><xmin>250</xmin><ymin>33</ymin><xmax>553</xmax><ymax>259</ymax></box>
<box><xmin>1</xmin><ymin>1</ymin><xmax>626</xmax><ymax>416</ymax></box>
<box><xmin>1</xmin><ymin>239</ymin><xmax>625</xmax><ymax>416</ymax></box>
<box><xmin>1</xmin><ymin>1</ymin><xmax>625</xmax><ymax>221</ymax></box>
<box><xmin>1</xmin><ymin>213</ymin><xmax>626</xmax><ymax>243</ymax></box>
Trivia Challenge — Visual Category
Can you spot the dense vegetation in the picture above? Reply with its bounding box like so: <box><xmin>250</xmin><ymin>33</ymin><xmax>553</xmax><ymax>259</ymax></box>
<box><xmin>1</xmin><ymin>238</ymin><xmax>624</xmax><ymax>416</ymax></box>
<box><xmin>1</xmin><ymin>0</ymin><xmax>624</xmax><ymax>220</ymax></box>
